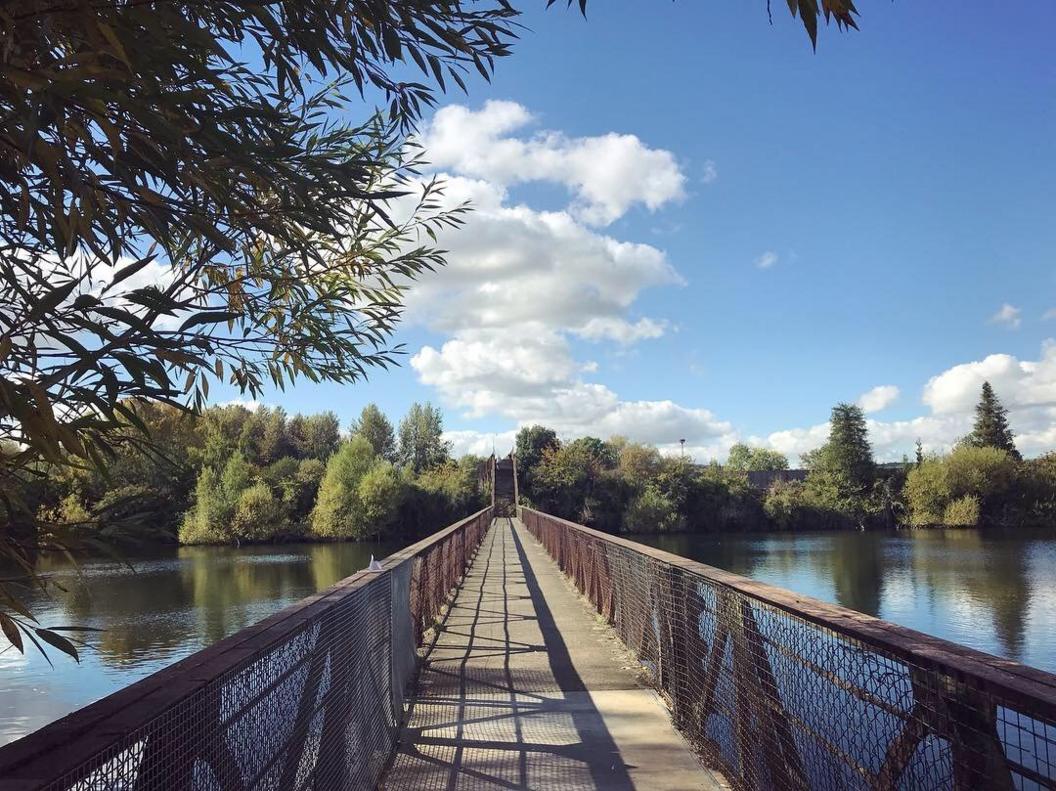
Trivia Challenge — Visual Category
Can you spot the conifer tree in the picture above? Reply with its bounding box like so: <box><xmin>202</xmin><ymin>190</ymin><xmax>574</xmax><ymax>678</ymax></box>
<box><xmin>968</xmin><ymin>382</ymin><xmax>1020</xmax><ymax>459</ymax></box>
<box><xmin>827</xmin><ymin>403</ymin><xmax>876</xmax><ymax>489</ymax></box>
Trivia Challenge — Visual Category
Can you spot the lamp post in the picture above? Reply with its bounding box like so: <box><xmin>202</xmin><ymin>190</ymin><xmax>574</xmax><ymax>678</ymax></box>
<box><xmin>679</xmin><ymin>438</ymin><xmax>686</xmax><ymax>458</ymax></box>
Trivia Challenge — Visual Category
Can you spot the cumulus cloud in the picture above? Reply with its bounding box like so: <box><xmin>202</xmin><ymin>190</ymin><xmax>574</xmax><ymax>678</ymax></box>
<box><xmin>417</xmin><ymin>101</ymin><xmax>686</xmax><ymax>226</ymax></box>
<box><xmin>857</xmin><ymin>385</ymin><xmax>900</xmax><ymax>413</ymax></box>
<box><xmin>754</xmin><ymin>251</ymin><xmax>778</xmax><ymax>269</ymax></box>
<box><xmin>765</xmin><ymin>342</ymin><xmax>1056</xmax><ymax>463</ymax></box>
<box><xmin>402</xmin><ymin>177</ymin><xmax>682</xmax><ymax>338</ymax></box>
<box><xmin>989</xmin><ymin>303</ymin><xmax>1022</xmax><ymax>329</ymax></box>
<box><xmin>402</xmin><ymin>101</ymin><xmax>725</xmax><ymax>459</ymax></box>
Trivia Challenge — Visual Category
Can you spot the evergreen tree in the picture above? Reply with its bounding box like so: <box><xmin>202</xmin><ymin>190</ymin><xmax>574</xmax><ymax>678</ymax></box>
<box><xmin>353</xmin><ymin>404</ymin><xmax>397</xmax><ymax>462</ymax></box>
<box><xmin>915</xmin><ymin>438</ymin><xmax>924</xmax><ymax>467</ymax></box>
<box><xmin>824</xmin><ymin>403</ymin><xmax>876</xmax><ymax>489</ymax></box>
<box><xmin>398</xmin><ymin>403</ymin><xmax>450</xmax><ymax>473</ymax></box>
<box><xmin>968</xmin><ymin>382</ymin><xmax>1020</xmax><ymax>459</ymax></box>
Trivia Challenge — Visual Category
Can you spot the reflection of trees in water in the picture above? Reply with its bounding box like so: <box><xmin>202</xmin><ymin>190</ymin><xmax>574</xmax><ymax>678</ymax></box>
<box><xmin>908</xmin><ymin>530</ymin><xmax>1033</xmax><ymax>661</ymax></box>
<box><xmin>813</xmin><ymin>533</ymin><xmax>886</xmax><ymax>616</ymax></box>
<box><xmin>642</xmin><ymin>529</ymin><xmax>1039</xmax><ymax>664</ymax></box>
<box><xmin>33</xmin><ymin>550</ymin><xmax>195</xmax><ymax>663</ymax></box>
<box><xmin>182</xmin><ymin>546</ymin><xmax>318</xmax><ymax>645</ymax></box>
<box><xmin>21</xmin><ymin>542</ymin><xmax>396</xmax><ymax>666</ymax></box>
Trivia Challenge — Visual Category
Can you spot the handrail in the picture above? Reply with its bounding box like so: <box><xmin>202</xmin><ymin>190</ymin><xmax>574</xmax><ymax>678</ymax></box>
<box><xmin>519</xmin><ymin>505</ymin><xmax>1056</xmax><ymax>791</ymax></box>
<box><xmin>0</xmin><ymin>506</ymin><xmax>494</xmax><ymax>790</ymax></box>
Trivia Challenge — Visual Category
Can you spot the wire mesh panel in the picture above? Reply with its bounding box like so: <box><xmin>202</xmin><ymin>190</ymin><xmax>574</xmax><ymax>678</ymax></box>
<box><xmin>0</xmin><ymin>508</ymin><xmax>493</xmax><ymax>791</ymax></box>
<box><xmin>520</xmin><ymin>507</ymin><xmax>1056</xmax><ymax>791</ymax></box>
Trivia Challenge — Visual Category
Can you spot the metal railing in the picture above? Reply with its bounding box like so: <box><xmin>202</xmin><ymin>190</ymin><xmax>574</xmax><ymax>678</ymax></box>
<box><xmin>520</xmin><ymin>506</ymin><xmax>1056</xmax><ymax>791</ymax></box>
<box><xmin>0</xmin><ymin>507</ymin><xmax>493</xmax><ymax>791</ymax></box>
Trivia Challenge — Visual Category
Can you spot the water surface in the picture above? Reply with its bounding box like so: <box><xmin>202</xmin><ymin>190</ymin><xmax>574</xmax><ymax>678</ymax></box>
<box><xmin>0</xmin><ymin>540</ymin><xmax>395</xmax><ymax>746</ymax></box>
<box><xmin>635</xmin><ymin>528</ymin><xmax>1056</xmax><ymax>672</ymax></box>
<box><xmin>3</xmin><ymin>528</ymin><xmax>1054</xmax><ymax>748</ymax></box>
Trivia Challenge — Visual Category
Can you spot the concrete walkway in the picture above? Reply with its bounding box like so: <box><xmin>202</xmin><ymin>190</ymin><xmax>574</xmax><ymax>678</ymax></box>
<box><xmin>382</xmin><ymin>518</ymin><xmax>724</xmax><ymax>790</ymax></box>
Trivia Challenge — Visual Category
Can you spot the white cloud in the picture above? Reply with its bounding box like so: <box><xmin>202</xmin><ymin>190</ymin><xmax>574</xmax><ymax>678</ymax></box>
<box><xmin>404</xmin><ymin>103</ymin><xmax>727</xmax><ymax>458</ymax></box>
<box><xmin>754</xmin><ymin>251</ymin><xmax>778</xmax><ymax>269</ymax></box>
<box><xmin>765</xmin><ymin>342</ymin><xmax>1056</xmax><ymax>463</ymax></box>
<box><xmin>989</xmin><ymin>303</ymin><xmax>1021</xmax><ymax>329</ymax></box>
<box><xmin>444</xmin><ymin>429</ymin><xmax>518</xmax><ymax>458</ymax></box>
<box><xmin>1043</xmin><ymin>308</ymin><xmax>1056</xmax><ymax>321</ymax></box>
<box><xmin>701</xmin><ymin>160</ymin><xmax>718</xmax><ymax>184</ymax></box>
<box><xmin>857</xmin><ymin>385</ymin><xmax>900</xmax><ymax>413</ymax></box>
<box><xmin>574</xmin><ymin>317</ymin><xmax>667</xmax><ymax>344</ymax></box>
<box><xmin>417</xmin><ymin>101</ymin><xmax>687</xmax><ymax>226</ymax></box>
<box><xmin>402</xmin><ymin>177</ymin><xmax>683</xmax><ymax>338</ymax></box>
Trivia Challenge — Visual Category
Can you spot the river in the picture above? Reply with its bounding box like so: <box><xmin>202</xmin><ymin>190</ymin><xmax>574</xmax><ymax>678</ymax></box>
<box><xmin>635</xmin><ymin>527</ymin><xmax>1056</xmax><ymax>673</ymax></box>
<box><xmin>0</xmin><ymin>540</ymin><xmax>395</xmax><ymax>747</ymax></box>
<box><xmin>1</xmin><ymin>528</ymin><xmax>1053</xmax><ymax>747</ymax></box>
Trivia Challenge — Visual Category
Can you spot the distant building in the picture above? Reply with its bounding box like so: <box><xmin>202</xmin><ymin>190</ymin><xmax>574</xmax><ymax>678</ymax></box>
<box><xmin>746</xmin><ymin>469</ymin><xmax>809</xmax><ymax>490</ymax></box>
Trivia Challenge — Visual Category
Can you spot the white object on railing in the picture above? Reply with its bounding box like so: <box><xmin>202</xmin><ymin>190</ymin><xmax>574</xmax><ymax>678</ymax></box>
<box><xmin>368</xmin><ymin>555</ymin><xmax>384</xmax><ymax>572</ymax></box>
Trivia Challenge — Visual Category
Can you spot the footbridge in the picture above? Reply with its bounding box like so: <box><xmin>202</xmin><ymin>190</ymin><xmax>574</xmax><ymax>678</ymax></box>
<box><xmin>1</xmin><ymin>456</ymin><xmax>1054</xmax><ymax>790</ymax></box>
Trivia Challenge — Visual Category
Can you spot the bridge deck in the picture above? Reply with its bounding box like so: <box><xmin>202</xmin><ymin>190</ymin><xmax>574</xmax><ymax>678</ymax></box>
<box><xmin>383</xmin><ymin>518</ymin><xmax>723</xmax><ymax>790</ymax></box>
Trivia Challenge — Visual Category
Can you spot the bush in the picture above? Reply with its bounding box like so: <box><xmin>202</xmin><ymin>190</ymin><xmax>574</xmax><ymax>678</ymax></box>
<box><xmin>178</xmin><ymin>467</ymin><xmax>228</xmax><ymax>544</ymax></box>
<box><xmin>231</xmin><ymin>483</ymin><xmax>286</xmax><ymax>541</ymax></box>
<box><xmin>942</xmin><ymin>494</ymin><xmax>981</xmax><ymax>528</ymax></box>
<box><xmin>356</xmin><ymin>462</ymin><xmax>404</xmax><ymax>539</ymax></box>
<box><xmin>904</xmin><ymin>446</ymin><xmax>1015</xmax><ymax>527</ymax></box>
<box><xmin>763</xmin><ymin>479</ymin><xmax>806</xmax><ymax>530</ymax></box>
<box><xmin>623</xmin><ymin>485</ymin><xmax>681</xmax><ymax>533</ymax></box>
<box><xmin>904</xmin><ymin>458</ymin><xmax>949</xmax><ymax>526</ymax></box>
<box><xmin>945</xmin><ymin>445</ymin><xmax>1015</xmax><ymax>502</ymax></box>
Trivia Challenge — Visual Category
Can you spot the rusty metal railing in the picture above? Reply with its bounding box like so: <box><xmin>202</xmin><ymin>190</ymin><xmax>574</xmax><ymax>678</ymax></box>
<box><xmin>520</xmin><ymin>506</ymin><xmax>1056</xmax><ymax>791</ymax></box>
<box><xmin>0</xmin><ymin>507</ymin><xmax>493</xmax><ymax>790</ymax></box>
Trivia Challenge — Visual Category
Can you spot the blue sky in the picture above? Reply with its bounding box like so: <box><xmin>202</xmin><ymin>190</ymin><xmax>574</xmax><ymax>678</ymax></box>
<box><xmin>213</xmin><ymin>1</ymin><xmax>1056</xmax><ymax>463</ymax></box>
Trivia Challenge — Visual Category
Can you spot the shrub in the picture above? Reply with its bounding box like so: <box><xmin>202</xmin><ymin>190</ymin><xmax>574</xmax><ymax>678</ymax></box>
<box><xmin>310</xmin><ymin>436</ymin><xmax>376</xmax><ymax>539</ymax></box>
<box><xmin>179</xmin><ymin>467</ymin><xmax>228</xmax><ymax>544</ymax></box>
<box><xmin>231</xmin><ymin>483</ymin><xmax>286</xmax><ymax>541</ymax></box>
<box><xmin>623</xmin><ymin>485</ymin><xmax>681</xmax><ymax>533</ymax></box>
<box><xmin>945</xmin><ymin>445</ymin><xmax>1014</xmax><ymax>502</ymax></box>
<box><xmin>943</xmin><ymin>495</ymin><xmax>981</xmax><ymax>528</ymax></box>
<box><xmin>356</xmin><ymin>462</ymin><xmax>404</xmax><ymax>539</ymax></box>
<box><xmin>763</xmin><ymin>479</ymin><xmax>806</xmax><ymax>530</ymax></box>
<box><xmin>904</xmin><ymin>446</ymin><xmax>1015</xmax><ymax>527</ymax></box>
<box><xmin>904</xmin><ymin>458</ymin><xmax>949</xmax><ymax>526</ymax></box>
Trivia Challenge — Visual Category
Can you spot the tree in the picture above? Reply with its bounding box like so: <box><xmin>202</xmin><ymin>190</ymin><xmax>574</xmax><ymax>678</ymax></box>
<box><xmin>623</xmin><ymin>485</ymin><xmax>680</xmax><ymax>534</ymax></box>
<box><xmin>823</xmin><ymin>403</ymin><xmax>876</xmax><ymax>490</ymax></box>
<box><xmin>355</xmin><ymin>462</ymin><xmax>405</xmax><ymax>540</ymax></box>
<box><xmin>0</xmin><ymin>0</ymin><xmax>519</xmax><ymax>653</ymax></box>
<box><xmin>726</xmin><ymin>443</ymin><xmax>789</xmax><ymax>472</ymax></box>
<box><xmin>239</xmin><ymin>408</ymin><xmax>290</xmax><ymax>467</ymax></box>
<box><xmin>0</xmin><ymin>0</ymin><xmax>865</xmax><ymax>655</ymax></box>
<box><xmin>967</xmin><ymin>382</ymin><xmax>1020</xmax><ymax>459</ymax></box>
<box><xmin>288</xmin><ymin>412</ymin><xmax>341</xmax><ymax>461</ymax></box>
<box><xmin>179</xmin><ymin>453</ymin><xmax>255</xmax><ymax>544</ymax></box>
<box><xmin>516</xmin><ymin>426</ymin><xmax>560</xmax><ymax>475</ymax></box>
<box><xmin>353</xmin><ymin>404</ymin><xmax>397</xmax><ymax>462</ymax></box>
<box><xmin>398</xmin><ymin>403</ymin><xmax>450</xmax><ymax>473</ymax></box>
<box><xmin>904</xmin><ymin>445</ymin><xmax>1016</xmax><ymax>527</ymax></box>
<box><xmin>915</xmin><ymin>439</ymin><xmax>924</xmax><ymax>467</ymax></box>
<box><xmin>310</xmin><ymin>435</ymin><xmax>404</xmax><ymax>539</ymax></box>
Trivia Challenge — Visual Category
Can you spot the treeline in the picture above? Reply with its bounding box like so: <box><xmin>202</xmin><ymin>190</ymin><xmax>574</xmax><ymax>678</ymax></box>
<box><xmin>24</xmin><ymin>401</ymin><xmax>487</xmax><ymax>546</ymax></box>
<box><xmin>517</xmin><ymin>382</ymin><xmax>1056</xmax><ymax>534</ymax></box>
